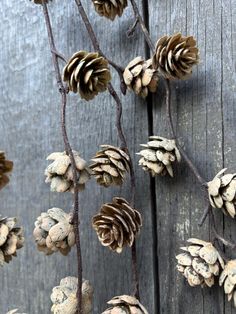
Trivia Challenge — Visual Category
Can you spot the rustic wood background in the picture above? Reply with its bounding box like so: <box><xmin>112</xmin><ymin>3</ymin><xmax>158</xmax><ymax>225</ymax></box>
<box><xmin>0</xmin><ymin>0</ymin><xmax>235</xmax><ymax>313</ymax></box>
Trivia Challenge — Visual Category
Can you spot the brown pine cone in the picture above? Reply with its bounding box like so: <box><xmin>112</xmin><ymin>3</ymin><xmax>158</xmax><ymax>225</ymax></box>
<box><xmin>0</xmin><ymin>216</ymin><xmax>24</xmax><ymax>266</ymax></box>
<box><xmin>137</xmin><ymin>136</ymin><xmax>181</xmax><ymax>177</ymax></box>
<box><xmin>33</xmin><ymin>208</ymin><xmax>75</xmax><ymax>256</ymax></box>
<box><xmin>219</xmin><ymin>260</ymin><xmax>236</xmax><ymax>307</ymax></box>
<box><xmin>102</xmin><ymin>295</ymin><xmax>148</xmax><ymax>314</ymax></box>
<box><xmin>207</xmin><ymin>168</ymin><xmax>236</xmax><ymax>218</ymax></box>
<box><xmin>0</xmin><ymin>151</ymin><xmax>13</xmax><ymax>191</ymax></box>
<box><xmin>92</xmin><ymin>197</ymin><xmax>142</xmax><ymax>253</ymax></box>
<box><xmin>90</xmin><ymin>145</ymin><xmax>130</xmax><ymax>187</ymax></box>
<box><xmin>92</xmin><ymin>0</ymin><xmax>128</xmax><ymax>21</ymax></box>
<box><xmin>45</xmin><ymin>151</ymin><xmax>90</xmax><ymax>193</ymax></box>
<box><xmin>63</xmin><ymin>51</ymin><xmax>111</xmax><ymax>101</ymax></box>
<box><xmin>123</xmin><ymin>57</ymin><xmax>159</xmax><ymax>98</ymax></box>
<box><xmin>51</xmin><ymin>277</ymin><xmax>93</xmax><ymax>314</ymax></box>
<box><xmin>176</xmin><ymin>238</ymin><xmax>224</xmax><ymax>287</ymax></box>
<box><xmin>152</xmin><ymin>33</ymin><xmax>199</xmax><ymax>80</ymax></box>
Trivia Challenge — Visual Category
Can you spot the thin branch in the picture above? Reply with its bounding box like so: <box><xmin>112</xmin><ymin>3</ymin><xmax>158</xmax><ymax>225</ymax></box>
<box><xmin>127</xmin><ymin>17</ymin><xmax>139</xmax><ymax>37</ymax></box>
<box><xmin>42</xmin><ymin>3</ymin><xmax>82</xmax><ymax>313</ymax></box>
<box><xmin>209</xmin><ymin>206</ymin><xmax>236</xmax><ymax>249</ymax></box>
<box><xmin>74</xmin><ymin>0</ymin><xmax>139</xmax><ymax>298</ymax></box>
<box><xmin>74</xmin><ymin>0</ymin><xmax>126</xmax><ymax>94</ymax></box>
<box><xmin>129</xmin><ymin>0</ymin><xmax>155</xmax><ymax>54</ymax></box>
<box><xmin>165</xmin><ymin>79</ymin><xmax>206</xmax><ymax>186</ymax></box>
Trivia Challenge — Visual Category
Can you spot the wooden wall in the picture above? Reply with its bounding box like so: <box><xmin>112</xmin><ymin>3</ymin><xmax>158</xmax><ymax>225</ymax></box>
<box><xmin>0</xmin><ymin>0</ymin><xmax>235</xmax><ymax>313</ymax></box>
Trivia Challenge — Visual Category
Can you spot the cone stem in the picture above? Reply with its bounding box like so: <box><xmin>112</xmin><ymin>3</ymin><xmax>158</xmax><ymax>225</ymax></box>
<box><xmin>41</xmin><ymin>2</ymin><xmax>82</xmax><ymax>313</ymax></box>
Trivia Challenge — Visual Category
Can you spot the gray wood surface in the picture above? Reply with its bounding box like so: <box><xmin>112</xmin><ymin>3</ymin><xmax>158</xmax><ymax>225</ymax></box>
<box><xmin>0</xmin><ymin>0</ymin><xmax>235</xmax><ymax>313</ymax></box>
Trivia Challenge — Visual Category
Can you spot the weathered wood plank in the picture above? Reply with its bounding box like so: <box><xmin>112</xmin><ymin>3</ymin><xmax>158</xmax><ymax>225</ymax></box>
<box><xmin>148</xmin><ymin>0</ymin><xmax>234</xmax><ymax>313</ymax></box>
<box><xmin>0</xmin><ymin>1</ymin><xmax>155</xmax><ymax>313</ymax></box>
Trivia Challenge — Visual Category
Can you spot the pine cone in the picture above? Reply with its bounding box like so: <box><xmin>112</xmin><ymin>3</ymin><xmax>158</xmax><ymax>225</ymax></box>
<box><xmin>92</xmin><ymin>0</ymin><xmax>128</xmax><ymax>21</ymax></box>
<box><xmin>90</xmin><ymin>145</ymin><xmax>130</xmax><ymax>187</ymax></box>
<box><xmin>0</xmin><ymin>216</ymin><xmax>24</xmax><ymax>266</ymax></box>
<box><xmin>152</xmin><ymin>33</ymin><xmax>199</xmax><ymax>80</ymax></box>
<box><xmin>63</xmin><ymin>51</ymin><xmax>111</xmax><ymax>101</ymax></box>
<box><xmin>102</xmin><ymin>295</ymin><xmax>148</xmax><ymax>314</ymax></box>
<box><xmin>123</xmin><ymin>57</ymin><xmax>159</xmax><ymax>98</ymax></box>
<box><xmin>207</xmin><ymin>168</ymin><xmax>236</xmax><ymax>218</ymax></box>
<box><xmin>51</xmin><ymin>277</ymin><xmax>93</xmax><ymax>314</ymax></box>
<box><xmin>92</xmin><ymin>197</ymin><xmax>142</xmax><ymax>253</ymax></box>
<box><xmin>45</xmin><ymin>151</ymin><xmax>90</xmax><ymax>193</ymax></box>
<box><xmin>176</xmin><ymin>238</ymin><xmax>224</xmax><ymax>287</ymax></box>
<box><xmin>0</xmin><ymin>151</ymin><xmax>13</xmax><ymax>191</ymax></box>
<box><xmin>137</xmin><ymin>136</ymin><xmax>181</xmax><ymax>177</ymax></box>
<box><xmin>33</xmin><ymin>208</ymin><xmax>75</xmax><ymax>256</ymax></box>
<box><xmin>219</xmin><ymin>260</ymin><xmax>236</xmax><ymax>307</ymax></box>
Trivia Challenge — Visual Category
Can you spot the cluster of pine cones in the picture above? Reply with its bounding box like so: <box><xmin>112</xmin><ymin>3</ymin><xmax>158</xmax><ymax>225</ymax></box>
<box><xmin>176</xmin><ymin>238</ymin><xmax>236</xmax><ymax>307</ymax></box>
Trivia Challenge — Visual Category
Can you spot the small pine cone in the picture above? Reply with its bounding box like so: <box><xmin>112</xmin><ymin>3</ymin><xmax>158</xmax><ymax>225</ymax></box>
<box><xmin>92</xmin><ymin>197</ymin><xmax>142</xmax><ymax>253</ymax></box>
<box><xmin>0</xmin><ymin>151</ymin><xmax>13</xmax><ymax>191</ymax></box>
<box><xmin>152</xmin><ymin>33</ymin><xmax>199</xmax><ymax>80</ymax></box>
<box><xmin>207</xmin><ymin>168</ymin><xmax>236</xmax><ymax>218</ymax></box>
<box><xmin>176</xmin><ymin>238</ymin><xmax>224</xmax><ymax>287</ymax></box>
<box><xmin>0</xmin><ymin>216</ymin><xmax>24</xmax><ymax>266</ymax></box>
<box><xmin>123</xmin><ymin>57</ymin><xmax>159</xmax><ymax>98</ymax></box>
<box><xmin>92</xmin><ymin>0</ymin><xmax>128</xmax><ymax>21</ymax></box>
<box><xmin>137</xmin><ymin>136</ymin><xmax>181</xmax><ymax>177</ymax></box>
<box><xmin>219</xmin><ymin>260</ymin><xmax>236</xmax><ymax>307</ymax></box>
<box><xmin>45</xmin><ymin>151</ymin><xmax>90</xmax><ymax>193</ymax></box>
<box><xmin>33</xmin><ymin>208</ymin><xmax>76</xmax><ymax>256</ymax></box>
<box><xmin>63</xmin><ymin>51</ymin><xmax>111</xmax><ymax>101</ymax></box>
<box><xmin>102</xmin><ymin>295</ymin><xmax>148</xmax><ymax>314</ymax></box>
<box><xmin>51</xmin><ymin>276</ymin><xmax>93</xmax><ymax>314</ymax></box>
<box><xmin>90</xmin><ymin>145</ymin><xmax>130</xmax><ymax>187</ymax></box>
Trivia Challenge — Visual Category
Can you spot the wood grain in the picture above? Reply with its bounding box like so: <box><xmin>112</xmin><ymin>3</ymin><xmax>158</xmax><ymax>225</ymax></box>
<box><xmin>0</xmin><ymin>1</ymin><xmax>155</xmax><ymax>313</ymax></box>
<box><xmin>0</xmin><ymin>0</ymin><xmax>235</xmax><ymax>313</ymax></box>
<box><xmin>148</xmin><ymin>0</ymin><xmax>235</xmax><ymax>313</ymax></box>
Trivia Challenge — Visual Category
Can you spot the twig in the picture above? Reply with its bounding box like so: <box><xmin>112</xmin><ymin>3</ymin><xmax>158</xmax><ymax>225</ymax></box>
<box><xmin>198</xmin><ymin>205</ymin><xmax>210</xmax><ymax>227</ymax></box>
<box><xmin>42</xmin><ymin>2</ymin><xmax>82</xmax><ymax>313</ymax></box>
<box><xmin>209</xmin><ymin>206</ymin><xmax>236</xmax><ymax>249</ymax></box>
<box><xmin>165</xmin><ymin>79</ymin><xmax>206</xmax><ymax>186</ymax></box>
<box><xmin>129</xmin><ymin>0</ymin><xmax>155</xmax><ymax>54</ymax></box>
<box><xmin>74</xmin><ymin>0</ymin><xmax>139</xmax><ymax>298</ymax></box>
<box><xmin>74</xmin><ymin>0</ymin><xmax>126</xmax><ymax>94</ymax></box>
<box><xmin>127</xmin><ymin>17</ymin><xmax>139</xmax><ymax>37</ymax></box>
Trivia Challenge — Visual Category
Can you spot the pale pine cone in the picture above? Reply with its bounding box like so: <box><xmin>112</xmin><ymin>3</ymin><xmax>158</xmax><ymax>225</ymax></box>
<box><xmin>92</xmin><ymin>197</ymin><xmax>142</xmax><ymax>253</ymax></box>
<box><xmin>123</xmin><ymin>57</ymin><xmax>159</xmax><ymax>98</ymax></box>
<box><xmin>51</xmin><ymin>277</ymin><xmax>93</xmax><ymax>314</ymax></box>
<box><xmin>45</xmin><ymin>151</ymin><xmax>90</xmax><ymax>193</ymax></box>
<box><xmin>0</xmin><ymin>216</ymin><xmax>24</xmax><ymax>266</ymax></box>
<box><xmin>90</xmin><ymin>145</ymin><xmax>130</xmax><ymax>187</ymax></box>
<box><xmin>176</xmin><ymin>238</ymin><xmax>224</xmax><ymax>287</ymax></box>
<box><xmin>137</xmin><ymin>136</ymin><xmax>181</xmax><ymax>177</ymax></box>
<box><xmin>152</xmin><ymin>33</ymin><xmax>199</xmax><ymax>80</ymax></box>
<box><xmin>102</xmin><ymin>295</ymin><xmax>148</xmax><ymax>314</ymax></box>
<box><xmin>63</xmin><ymin>51</ymin><xmax>111</xmax><ymax>101</ymax></box>
<box><xmin>0</xmin><ymin>151</ymin><xmax>13</xmax><ymax>191</ymax></box>
<box><xmin>219</xmin><ymin>260</ymin><xmax>236</xmax><ymax>307</ymax></box>
<box><xmin>207</xmin><ymin>168</ymin><xmax>236</xmax><ymax>218</ymax></box>
<box><xmin>33</xmin><ymin>208</ymin><xmax>75</xmax><ymax>256</ymax></box>
<box><xmin>92</xmin><ymin>0</ymin><xmax>128</xmax><ymax>21</ymax></box>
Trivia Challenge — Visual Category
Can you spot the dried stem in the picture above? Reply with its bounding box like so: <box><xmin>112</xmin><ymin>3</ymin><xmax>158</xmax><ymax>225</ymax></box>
<box><xmin>129</xmin><ymin>0</ymin><xmax>155</xmax><ymax>54</ymax></box>
<box><xmin>42</xmin><ymin>2</ymin><xmax>82</xmax><ymax>313</ymax></box>
<box><xmin>74</xmin><ymin>0</ymin><xmax>126</xmax><ymax>94</ymax></box>
<box><xmin>74</xmin><ymin>0</ymin><xmax>139</xmax><ymax>298</ymax></box>
<box><xmin>165</xmin><ymin>80</ymin><xmax>206</xmax><ymax>186</ymax></box>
